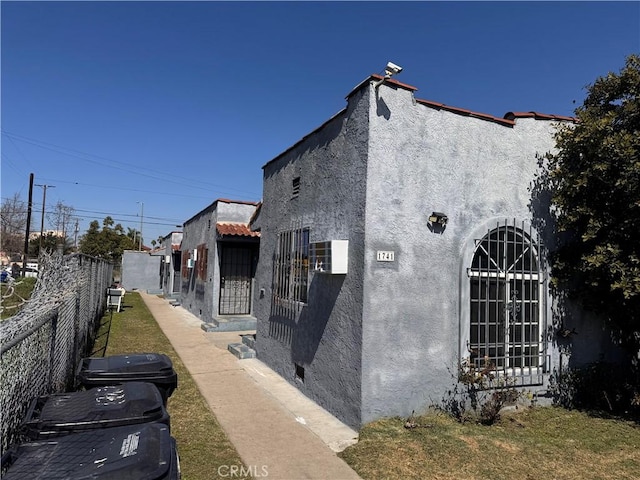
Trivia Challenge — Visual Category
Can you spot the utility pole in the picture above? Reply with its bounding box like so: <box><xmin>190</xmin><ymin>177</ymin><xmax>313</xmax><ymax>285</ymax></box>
<box><xmin>74</xmin><ymin>219</ymin><xmax>79</xmax><ymax>251</ymax></box>
<box><xmin>137</xmin><ymin>201</ymin><xmax>144</xmax><ymax>251</ymax></box>
<box><xmin>34</xmin><ymin>183</ymin><xmax>55</xmax><ymax>251</ymax></box>
<box><xmin>23</xmin><ymin>173</ymin><xmax>34</xmax><ymax>277</ymax></box>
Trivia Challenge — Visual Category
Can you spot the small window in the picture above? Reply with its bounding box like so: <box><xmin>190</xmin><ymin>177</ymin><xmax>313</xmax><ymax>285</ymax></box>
<box><xmin>295</xmin><ymin>363</ymin><xmax>305</xmax><ymax>382</ymax></box>
<box><xmin>274</xmin><ymin>227</ymin><xmax>310</xmax><ymax>303</ymax></box>
<box><xmin>292</xmin><ymin>177</ymin><xmax>301</xmax><ymax>198</ymax></box>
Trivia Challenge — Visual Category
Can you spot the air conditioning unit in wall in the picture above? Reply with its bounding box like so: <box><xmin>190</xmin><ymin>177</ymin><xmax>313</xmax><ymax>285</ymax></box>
<box><xmin>310</xmin><ymin>240</ymin><xmax>348</xmax><ymax>274</ymax></box>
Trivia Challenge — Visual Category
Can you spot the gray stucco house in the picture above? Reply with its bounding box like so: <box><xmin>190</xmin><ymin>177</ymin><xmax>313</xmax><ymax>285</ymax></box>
<box><xmin>121</xmin><ymin>249</ymin><xmax>164</xmax><ymax>293</ymax></box>
<box><xmin>160</xmin><ymin>231</ymin><xmax>183</xmax><ymax>300</ymax></box>
<box><xmin>181</xmin><ymin>198</ymin><xmax>260</xmax><ymax>330</ymax></box>
<box><xmin>252</xmin><ymin>73</ymin><xmax>615</xmax><ymax>429</ymax></box>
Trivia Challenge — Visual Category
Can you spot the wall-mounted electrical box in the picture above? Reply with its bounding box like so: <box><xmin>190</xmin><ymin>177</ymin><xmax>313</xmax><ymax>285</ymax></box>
<box><xmin>187</xmin><ymin>258</ymin><xmax>195</xmax><ymax>269</ymax></box>
<box><xmin>310</xmin><ymin>240</ymin><xmax>348</xmax><ymax>274</ymax></box>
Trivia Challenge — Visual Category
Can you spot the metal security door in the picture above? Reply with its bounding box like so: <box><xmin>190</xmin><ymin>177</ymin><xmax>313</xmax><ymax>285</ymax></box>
<box><xmin>219</xmin><ymin>246</ymin><xmax>253</xmax><ymax>315</ymax></box>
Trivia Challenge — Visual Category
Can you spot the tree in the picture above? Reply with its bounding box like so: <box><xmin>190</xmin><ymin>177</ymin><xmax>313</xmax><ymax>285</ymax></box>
<box><xmin>0</xmin><ymin>193</ymin><xmax>27</xmax><ymax>260</ymax></box>
<box><xmin>126</xmin><ymin>227</ymin><xmax>142</xmax><ymax>249</ymax></box>
<box><xmin>151</xmin><ymin>236</ymin><xmax>163</xmax><ymax>248</ymax></box>
<box><xmin>48</xmin><ymin>200</ymin><xmax>76</xmax><ymax>240</ymax></box>
<box><xmin>79</xmin><ymin>216</ymin><xmax>137</xmax><ymax>263</ymax></box>
<box><xmin>29</xmin><ymin>232</ymin><xmax>73</xmax><ymax>256</ymax></box>
<box><xmin>543</xmin><ymin>54</ymin><xmax>640</xmax><ymax>354</ymax></box>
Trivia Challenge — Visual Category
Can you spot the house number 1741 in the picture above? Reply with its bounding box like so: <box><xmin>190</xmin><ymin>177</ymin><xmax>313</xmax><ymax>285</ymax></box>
<box><xmin>376</xmin><ymin>251</ymin><xmax>395</xmax><ymax>262</ymax></box>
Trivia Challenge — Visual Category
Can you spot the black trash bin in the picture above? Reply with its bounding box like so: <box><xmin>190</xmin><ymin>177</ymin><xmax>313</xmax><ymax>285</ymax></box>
<box><xmin>21</xmin><ymin>382</ymin><xmax>170</xmax><ymax>440</ymax></box>
<box><xmin>78</xmin><ymin>353</ymin><xmax>177</xmax><ymax>404</ymax></box>
<box><xmin>3</xmin><ymin>423</ymin><xmax>180</xmax><ymax>480</ymax></box>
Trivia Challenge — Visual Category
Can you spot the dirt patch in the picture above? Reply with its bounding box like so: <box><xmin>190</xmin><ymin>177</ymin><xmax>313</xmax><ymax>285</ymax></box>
<box><xmin>493</xmin><ymin>440</ymin><xmax>521</xmax><ymax>453</ymax></box>
<box><xmin>459</xmin><ymin>435</ymin><xmax>480</xmax><ymax>451</ymax></box>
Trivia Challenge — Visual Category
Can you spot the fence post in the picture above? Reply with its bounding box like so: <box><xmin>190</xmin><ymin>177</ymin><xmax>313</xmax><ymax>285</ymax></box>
<box><xmin>47</xmin><ymin>308</ymin><xmax>59</xmax><ymax>393</ymax></box>
<box><xmin>72</xmin><ymin>292</ymin><xmax>81</xmax><ymax>388</ymax></box>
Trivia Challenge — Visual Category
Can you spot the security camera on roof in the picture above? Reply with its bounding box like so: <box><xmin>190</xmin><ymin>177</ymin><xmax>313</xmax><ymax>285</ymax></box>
<box><xmin>385</xmin><ymin>62</ymin><xmax>403</xmax><ymax>76</ymax></box>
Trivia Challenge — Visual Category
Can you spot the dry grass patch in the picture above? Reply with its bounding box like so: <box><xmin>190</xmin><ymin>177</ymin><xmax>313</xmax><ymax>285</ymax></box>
<box><xmin>93</xmin><ymin>292</ymin><xmax>251</xmax><ymax>480</ymax></box>
<box><xmin>339</xmin><ymin>407</ymin><xmax>640</xmax><ymax>480</ymax></box>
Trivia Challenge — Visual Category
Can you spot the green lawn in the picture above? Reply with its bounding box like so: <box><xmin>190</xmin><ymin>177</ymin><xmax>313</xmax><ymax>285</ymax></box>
<box><xmin>93</xmin><ymin>292</ymin><xmax>251</xmax><ymax>480</ymax></box>
<box><xmin>0</xmin><ymin>277</ymin><xmax>36</xmax><ymax>320</ymax></box>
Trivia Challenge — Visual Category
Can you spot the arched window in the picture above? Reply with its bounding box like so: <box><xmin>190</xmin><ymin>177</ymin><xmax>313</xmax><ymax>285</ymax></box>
<box><xmin>467</xmin><ymin>223</ymin><xmax>545</xmax><ymax>375</ymax></box>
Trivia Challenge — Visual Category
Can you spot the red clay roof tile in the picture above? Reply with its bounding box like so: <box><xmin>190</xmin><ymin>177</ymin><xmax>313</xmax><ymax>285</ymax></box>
<box><xmin>216</xmin><ymin>222</ymin><xmax>260</xmax><ymax>238</ymax></box>
<box><xmin>416</xmin><ymin>98</ymin><xmax>516</xmax><ymax>127</ymax></box>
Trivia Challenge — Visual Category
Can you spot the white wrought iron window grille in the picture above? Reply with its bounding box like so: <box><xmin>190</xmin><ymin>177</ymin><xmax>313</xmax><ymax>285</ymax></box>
<box><xmin>467</xmin><ymin>221</ymin><xmax>547</xmax><ymax>385</ymax></box>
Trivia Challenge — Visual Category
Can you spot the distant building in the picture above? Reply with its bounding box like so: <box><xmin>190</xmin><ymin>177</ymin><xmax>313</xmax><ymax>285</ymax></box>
<box><xmin>121</xmin><ymin>249</ymin><xmax>164</xmax><ymax>293</ymax></box>
<box><xmin>180</xmin><ymin>199</ymin><xmax>260</xmax><ymax>331</ymax></box>
<box><xmin>28</xmin><ymin>229</ymin><xmax>64</xmax><ymax>241</ymax></box>
<box><xmin>160</xmin><ymin>231</ymin><xmax>183</xmax><ymax>300</ymax></box>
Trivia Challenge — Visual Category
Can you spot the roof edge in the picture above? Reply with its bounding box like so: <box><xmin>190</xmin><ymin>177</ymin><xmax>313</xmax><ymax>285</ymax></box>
<box><xmin>261</xmin><ymin>107</ymin><xmax>348</xmax><ymax>170</ymax></box>
<box><xmin>504</xmin><ymin>111</ymin><xmax>579</xmax><ymax>122</ymax></box>
<box><xmin>347</xmin><ymin>74</ymin><xmax>418</xmax><ymax>99</ymax></box>
<box><xmin>416</xmin><ymin>98</ymin><xmax>516</xmax><ymax>127</ymax></box>
<box><xmin>184</xmin><ymin>198</ymin><xmax>260</xmax><ymax>226</ymax></box>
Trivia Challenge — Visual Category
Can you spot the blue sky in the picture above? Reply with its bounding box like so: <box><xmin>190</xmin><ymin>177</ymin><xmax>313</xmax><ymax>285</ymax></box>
<box><xmin>2</xmin><ymin>1</ymin><xmax>639</xmax><ymax>245</ymax></box>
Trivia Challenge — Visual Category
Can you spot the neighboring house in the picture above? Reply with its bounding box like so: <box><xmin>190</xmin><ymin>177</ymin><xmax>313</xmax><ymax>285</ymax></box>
<box><xmin>121</xmin><ymin>249</ymin><xmax>165</xmax><ymax>293</ymax></box>
<box><xmin>160</xmin><ymin>231</ymin><xmax>183</xmax><ymax>300</ymax></box>
<box><xmin>252</xmin><ymin>73</ymin><xmax>617</xmax><ymax>429</ymax></box>
<box><xmin>180</xmin><ymin>199</ymin><xmax>260</xmax><ymax>331</ymax></box>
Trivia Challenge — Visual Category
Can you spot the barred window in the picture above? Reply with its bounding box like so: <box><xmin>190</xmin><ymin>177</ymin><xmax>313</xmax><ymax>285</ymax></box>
<box><xmin>196</xmin><ymin>244</ymin><xmax>208</xmax><ymax>280</ymax></box>
<box><xmin>468</xmin><ymin>222</ymin><xmax>545</xmax><ymax>378</ymax></box>
<box><xmin>274</xmin><ymin>228</ymin><xmax>309</xmax><ymax>303</ymax></box>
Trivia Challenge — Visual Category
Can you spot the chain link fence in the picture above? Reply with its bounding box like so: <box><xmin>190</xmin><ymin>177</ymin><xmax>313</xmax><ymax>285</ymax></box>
<box><xmin>0</xmin><ymin>253</ymin><xmax>113</xmax><ymax>457</ymax></box>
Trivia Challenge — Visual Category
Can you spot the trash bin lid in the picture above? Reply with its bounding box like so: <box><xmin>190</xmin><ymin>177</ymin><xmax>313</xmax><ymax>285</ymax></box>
<box><xmin>4</xmin><ymin>423</ymin><xmax>176</xmax><ymax>480</ymax></box>
<box><xmin>80</xmin><ymin>353</ymin><xmax>174</xmax><ymax>376</ymax></box>
<box><xmin>22</xmin><ymin>382</ymin><xmax>168</xmax><ymax>439</ymax></box>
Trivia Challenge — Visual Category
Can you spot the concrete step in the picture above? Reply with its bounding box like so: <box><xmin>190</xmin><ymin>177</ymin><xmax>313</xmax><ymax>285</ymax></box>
<box><xmin>242</xmin><ymin>334</ymin><xmax>256</xmax><ymax>349</ymax></box>
<box><xmin>228</xmin><ymin>343</ymin><xmax>256</xmax><ymax>359</ymax></box>
<box><xmin>201</xmin><ymin>316</ymin><xmax>257</xmax><ymax>332</ymax></box>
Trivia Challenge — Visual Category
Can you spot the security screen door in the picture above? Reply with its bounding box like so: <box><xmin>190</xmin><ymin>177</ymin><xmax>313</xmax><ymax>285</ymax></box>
<box><xmin>219</xmin><ymin>246</ymin><xmax>253</xmax><ymax>315</ymax></box>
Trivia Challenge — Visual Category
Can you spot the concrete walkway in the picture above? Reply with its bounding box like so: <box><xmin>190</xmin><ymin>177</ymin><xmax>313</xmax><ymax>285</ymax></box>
<box><xmin>139</xmin><ymin>292</ymin><xmax>362</xmax><ymax>480</ymax></box>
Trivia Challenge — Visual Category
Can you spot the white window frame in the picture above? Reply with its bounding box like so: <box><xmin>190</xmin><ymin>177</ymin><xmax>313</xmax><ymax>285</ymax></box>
<box><xmin>464</xmin><ymin>222</ymin><xmax>547</xmax><ymax>383</ymax></box>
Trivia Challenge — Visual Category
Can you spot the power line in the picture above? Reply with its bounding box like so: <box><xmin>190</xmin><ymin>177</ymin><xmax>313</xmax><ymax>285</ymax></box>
<box><xmin>35</xmin><ymin>178</ymin><xmax>224</xmax><ymax>201</ymax></box>
<box><xmin>2</xmin><ymin>197</ymin><xmax>184</xmax><ymax>224</ymax></box>
<box><xmin>1</xmin><ymin>130</ymin><xmax>262</xmax><ymax>198</ymax></box>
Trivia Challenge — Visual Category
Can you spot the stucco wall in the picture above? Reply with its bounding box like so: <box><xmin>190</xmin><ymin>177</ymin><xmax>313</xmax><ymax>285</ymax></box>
<box><xmin>181</xmin><ymin>201</ymin><xmax>258</xmax><ymax>322</ymax></box>
<box><xmin>256</xmin><ymin>77</ymin><xmax>616</xmax><ymax>429</ymax></box>
<box><xmin>161</xmin><ymin>231</ymin><xmax>182</xmax><ymax>298</ymax></box>
<box><xmin>255</xmin><ymin>89</ymin><xmax>371</xmax><ymax>428</ymax></box>
<box><xmin>360</xmin><ymin>82</ymin><xmax>564</xmax><ymax>423</ymax></box>
<box><xmin>121</xmin><ymin>250</ymin><xmax>163</xmax><ymax>293</ymax></box>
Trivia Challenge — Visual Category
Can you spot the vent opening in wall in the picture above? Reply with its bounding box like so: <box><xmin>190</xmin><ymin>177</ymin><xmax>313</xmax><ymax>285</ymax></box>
<box><xmin>292</xmin><ymin>177</ymin><xmax>301</xmax><ymax>198</ymax></box>
<box><xmin>295</xmin><ymin>363</ymin><xmax>305</xmax><ymax>382</ymax></box>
